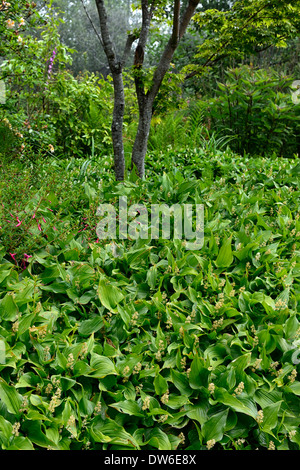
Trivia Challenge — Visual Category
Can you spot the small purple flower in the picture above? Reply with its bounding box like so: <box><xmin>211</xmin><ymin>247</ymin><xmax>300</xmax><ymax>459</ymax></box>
<box><xmin>45</xmin><ymin>47</ymin><xmax>57</xmax><ymax>89</ymax></box>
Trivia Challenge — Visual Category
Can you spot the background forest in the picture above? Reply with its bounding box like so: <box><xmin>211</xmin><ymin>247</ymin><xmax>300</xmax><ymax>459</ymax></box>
<box><xmin>0</xmin><ymin>0</ymin><xmax>300</xmax><ymax>451</ymax></box>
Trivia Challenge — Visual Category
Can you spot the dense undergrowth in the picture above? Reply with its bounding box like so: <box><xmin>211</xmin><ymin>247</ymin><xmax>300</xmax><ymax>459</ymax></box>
<box><xmin>0</xmin><ymin>148</ymin><xmax>299</xmax><ymax>450</ymax></box>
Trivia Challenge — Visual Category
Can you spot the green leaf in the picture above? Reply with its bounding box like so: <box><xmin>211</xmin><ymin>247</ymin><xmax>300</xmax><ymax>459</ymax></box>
<box><xmin>109</xmin><ymin>400</ymin><xmax>144</xmax><ymax>417</ymax></box>
<box><xmin>215</xmin><ymin>236</ymin><xmax>233</xmax><ymax>268</ymax></box>
<box><xmin>146</xmin><ymin>428</ymin><xmax>172</xmax><ymax>450</ymax></box>
<box><xmin>6</xmin><ymin>437</ymin><xmax>35</xmax><ymax>450</ymax></box>
<box><xmin>215</xmin><ymin>387</ymin><xmax>257</xmax><ymax>418</ymax></box>
<box><xmin>0</xmin><ymin>415</ymin><xmax>13</xmax><ymax>441</ymax></box>
<box><xmin>88</xmin><ymin>353</ymin><xmax>117</xmax><ymax>378</ymax></box>
<box><xmin>261</xmin><ymin>401</ymin><xmax>282</xmax><ymax>433</ymax></box>
<box><xmin>202</xmin><ymin>409</ymin><xmax>229</xmax><ymax>442</ymax></box>
<box><xmin>98</xmin><ymin>279</ymin><xmax>124</xmax><ymax>312</ymax></box>
<box><xmin>189</xmin><ymin>354</ymin><xmax>209</xmax><ymax>389</ymax></box>
<box><xmin>147</xmin><ymin>266</ymin><xmax>157</xmax><ymax>289</ymax></box>
<box><xmin>78</xmin><ymin>316</ymin><xmax>103</xmax><ymax>336</ymax></box>
<box><xmin>22</xmin><ymin>421</ymin><xmax>56</xmax><ymax>449</ymax></box>
<box><xmin>0</xmin><ymin>379</ymin><xmax>22</xmax><ymax>415</ymax></box>
<box><xmin>0</xmin><ymin>293</ymin><xmax>18</xmax><ymax>321</ymax></box>
<box><xmin>91</xmin><ymin>417</ymin><xmax>140</xmax><ymax>448</ymax></box>
<box><xmin>154</xmin><ymin>373</ymin><xmax>168</xmax><ymax>396</ymax></box>
<box><xmin>171</xmin><ymin>370</ymin><xmax>193</xmax><ymax>397</ymax></box>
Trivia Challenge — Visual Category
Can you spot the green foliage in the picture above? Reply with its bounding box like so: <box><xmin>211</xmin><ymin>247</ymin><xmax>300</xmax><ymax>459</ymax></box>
<box><xmin>0</xmin><ymin>2</ymin><xmax>74</xmax><ymax>161</ymax></box>
<box><xmin>198</xmin><ymin>65</ymin><xmax>300</xmax><ymax>157</ymax></box>
<box><xmin>0</xmin><ymin>147</ymin><xmax>299</xmax><ymax>450</ymax></box>
<box><xmin>188</xmin><ymin>0</ymin><xmax>300</xmax><ymax>75</ymax></box>
<box><xmin>48</xmin><ymin>71</ymin><xmax>115</xmax><ymax>157</ymax></box>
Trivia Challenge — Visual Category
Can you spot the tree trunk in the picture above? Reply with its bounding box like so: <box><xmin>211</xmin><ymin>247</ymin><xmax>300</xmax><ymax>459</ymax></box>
<box><xmin>95</xmin><ymin>0</ymin><xmax>126</xmax><ymax>181</ymax></box>
<box><xmin>131</xmin><ymin>0</ymin><xmax>200</xmax><ymax>179</ymax></box>
<box><xmin>131</xmin><ymin>98</ymin><xmax>153</xmax><ymax>178</ymax></box>
<box><xmin>111</xmin><ymin>71</ymin><xmax>125</xmax><ymax>181</ymax></box>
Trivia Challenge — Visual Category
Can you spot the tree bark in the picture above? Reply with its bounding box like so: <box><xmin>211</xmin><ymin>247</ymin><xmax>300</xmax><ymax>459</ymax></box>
<box><xmin>95</xmin><ymin>0</ymin><xmax>125</xmax><ymax>181</ymax></box>
<box><xmin>95</xmin><ymin>0</ymin><xmax>200</xmax><ymax>180</ymax></box>
<box><xmin>131</xmin><ymin>98</ymin><xmax>153</xmax><ymax>178</ymax></box>
<box><xmin>131</xmin><ymin>0</ymin><xmax>200</xmax><ymax>178</ymax></box>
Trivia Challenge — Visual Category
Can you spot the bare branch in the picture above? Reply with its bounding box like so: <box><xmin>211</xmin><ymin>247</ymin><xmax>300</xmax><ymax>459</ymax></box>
<box><xmin>122</xmin><ymin>33</ymin><xmax>138</xmax><ymax>67</ymax></box>
<box><xmin>80</xmin><ymin>0</ymin><xmax>103</xmax><ymax>47</ymax></box>
<box><xmin>148</xmin><ymin>0</ymin><xmax>200</xmax><ymax>100</ymax></box>
<box><xmin>95</xmin><ymin>0</ymin><xmax>119</xmax><ymax>72</ymax></box>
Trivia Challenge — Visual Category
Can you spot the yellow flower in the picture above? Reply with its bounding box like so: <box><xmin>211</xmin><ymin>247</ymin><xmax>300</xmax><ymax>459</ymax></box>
<box><xmin>19</xmin><ymin>18</ymin><xmax>25</xmax><ymax>26</ymax></box>
<box><xmin>17</xmin><ymin>36</ymin><xmax>23</xmax><ymax>43</ymax></box>
<box><xmin>49</xmin><ymin>144</ymin><xmax>54</xmax><ymax>153</ymax></box>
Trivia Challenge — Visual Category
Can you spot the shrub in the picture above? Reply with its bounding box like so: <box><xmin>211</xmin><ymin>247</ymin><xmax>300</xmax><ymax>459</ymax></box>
<box><xmin>198</xmin><ymin>65</ymin><xmax>300</xmax><ymax>157</ymax></box>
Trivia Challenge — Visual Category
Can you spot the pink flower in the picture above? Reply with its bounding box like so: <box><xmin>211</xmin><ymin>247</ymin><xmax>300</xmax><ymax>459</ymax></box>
<box><xmin>37</xmin><ymin>223</ymin><xmax>42</xmax><ymax>231</ymax></box>
<box><xmin>42</xmin><ymin>217</ymin><xmax>46</xmax><ymax>223</ymax></box>
<box><xmin>32</xmin><ymin>213</ymin><xmax>36</xmax><ymax>219</ymax></box>
<box><xmin>16</xmin><ymin>217</ymin><xmax>22</xmax><ymax>227</ymax></box>
<box><xmin>23</xmin><ymin>253</ymin><xmax>32</xmax><ymax>260</ymax></box>
<box><xmin>9</xmin><ymin>253</ymin><xmax>17</xmax><ymax>262</ymax></box>
<box><xmin>53</xmin><ymin>226</ymin><xmax>57</xmax><ymax>231</ymax></box>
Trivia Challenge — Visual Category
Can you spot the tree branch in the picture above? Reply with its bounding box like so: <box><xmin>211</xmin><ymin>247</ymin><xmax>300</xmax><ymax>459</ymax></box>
<box><xmin>95</xmin><ymin>0</ymin><xmax>119</xmax><ymax>72</ymax></box>
<box><xmin>148</xmin><ymin>0</ymin><xmax>200</xmax><ymax>100</ymax></box>
<box><xmin>122</xmin><ymin>33</ymin><xmax>138</xmax><ymax>67</ymax></box>
<box><xmin>185</xmin><ymin>1</ymin><xmax>274</xmax><ymax>79</ymax></box>
<box><xmin>80</xmin><ymin>0</ymin><xmax>103</xmax><ymax>47</ymax></box>
<box><xmin>134</xmin><ymin>0</ymin><xmax>153</xmax><ymax>102</ymax></box>
<box><xmin>171</xmin><ymin>0</ymin><xmax>181</xmax><ymax>47</ymax></box>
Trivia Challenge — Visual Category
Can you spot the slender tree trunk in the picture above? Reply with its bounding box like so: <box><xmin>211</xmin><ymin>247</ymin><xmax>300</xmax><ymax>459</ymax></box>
<box><xmin>131</xmin><ymin>98</ymin><xmax>153</xmax><ymax>178</ymax></box>
<box><xmin>95</xmin><ymin>0</ymin><xmax>126</xmax><ymax>181</ymax></box>
<box><xmin>111</xmin><ymin>71</ymin><xmax>125</xmax><ymax>181</ymax></box>
<box><xmin>95</xmin><ymin>0</ymin><xmax>200</xmax><ymax>181</ymax></box>
<box><xmin>131</xmin><ymin>0</ymin><xmax>200</xmax><ymax>179</ymax></box>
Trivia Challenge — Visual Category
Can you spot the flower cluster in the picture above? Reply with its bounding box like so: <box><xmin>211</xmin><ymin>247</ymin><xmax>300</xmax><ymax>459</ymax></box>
<box><xmin>45</xmin><ymin>47</ymin><xmax>57</xmax><ymax>88</ymax></box>
<box><xmin>0</xmin><ymin>2</ymin><xmax>11</xmax><ymax>10</ymax></box>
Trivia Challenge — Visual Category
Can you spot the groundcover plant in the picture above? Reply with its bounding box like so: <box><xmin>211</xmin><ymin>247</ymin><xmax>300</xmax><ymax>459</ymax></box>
<box><xmin>0</xmin><ymin>149</ymin><xmax>299</xmax><ymax>450</ymax></box>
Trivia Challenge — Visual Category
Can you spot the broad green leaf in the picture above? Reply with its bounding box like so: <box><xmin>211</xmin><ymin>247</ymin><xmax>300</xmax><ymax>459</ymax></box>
<box><xmin>91</xmin><ymin>418</ymin><xmax>140</xmax><ymax>448</ymax></box>
<box><xmin>6</xmin><ymin>437</ymin><xmax>35</xmax><ymax>450</ymax></box>
<box><xmin>98</xmin><ymin>279</ymin><xmax>124</xmax><ymax>312</ymax></box>
<box><xmin>189</xmin><ymin>354</ymin><xmax>209</xmax><ymax>389</ymax></box>
<box><xmin>185</xmin><ymin>403</ymin><xmax>209</xmax><ymax>425</ymax></box>
<box><xmin>166</xmin><ymin>395</ymin><xmax>191</xmax><ymax>409</ymax></box>
<box><xmin>285</xmin><ymin>382</ymin><xmax>300</xmax><ymax>396</ymax></box>
<box><xmin>146</xmin><ymin>427</ymin><xmax>172</xmax><ymax>450</ymax></box>
<box><xmin>88</xmin><ymin>353</ymin><xmax>117</xmax><ymax>378</ymax></box>
<box><xmin>0</xmin><ymin>293</ymin><xmax>18</xmax><ymax>321</ymax></box>
<box><xmin>215</xmin><ymin>236</ymin><xmax>233</xmax><ymax>268</ymax></box>
<box><xmin>0</xmin><ymin>379</ymin><xmax>22</xmax><ymax>414</ymax></box>
<box><xmin>215</xmin><ymin>388</ymin><xmax>257</xmax><ymax>418</ymax></box>
<box><xmin>254</xmin><ymin>389</ymin><xmax>283</xmax><ymax>408</ymax></box>
<box><xmin>171</xmin><ymin>370</ymin><xmax>193</xmax><ymax>397</ymax></box>
<box><xmin>261</xmin><ymin>401</ymin><xmax>282</xmax><ymax>433</ymax></box>
<box><xmin>154</xmin><ymin>373</ymin><xmax>168</xmax><ymax>396</ymax></box>
<box><xmin>109</xmin><ymin>400</ymin><xmax>144</xmax><ymax>417</ymax></box>
<box><xmin>147</xmin><ymin>266</ymin><xmax>157</xmax><ymax>289</ymax></box>
<box><xmin>22</xmin><ymin>421</ymin><xmax>56</xmax><ymax>449</ymax></box>
<box><xmin>202</xmin><ymin>409</ymin><xmax>229</xmax><ymax>442</ymax></box>
<box><xmin>78</xmin><ymin>316</ymin><xmax>103</xmax><ymax>336</ymax></box>
<box><xmin>0</xmin><ymin>415</ymin><xmax>13</xmax><ymax>441</ymax></box>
